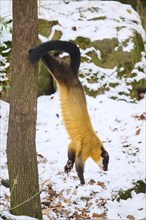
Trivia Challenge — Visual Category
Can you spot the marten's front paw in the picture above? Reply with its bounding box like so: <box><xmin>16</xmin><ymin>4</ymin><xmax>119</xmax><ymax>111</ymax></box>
<box><xmin>64</xmin><ymin>159</ymin><xmax>73</xmax><ymax>173</ymax></box>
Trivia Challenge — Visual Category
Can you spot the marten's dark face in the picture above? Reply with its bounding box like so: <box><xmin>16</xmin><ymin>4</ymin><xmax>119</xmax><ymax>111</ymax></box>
<box><xmin>97</xmin><ymin>147</ymin><xmax>109</xmax><ymax>171</ymax></box>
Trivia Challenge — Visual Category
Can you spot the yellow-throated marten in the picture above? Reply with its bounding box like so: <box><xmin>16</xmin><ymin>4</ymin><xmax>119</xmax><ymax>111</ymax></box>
<box><xmin>29</xmin><ymin>40</ymin><xmax>109</xmax><ymax>184</ymax></box>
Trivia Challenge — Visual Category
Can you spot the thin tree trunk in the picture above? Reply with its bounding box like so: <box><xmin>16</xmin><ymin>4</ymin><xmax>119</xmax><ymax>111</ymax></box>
<box><xmin>136</xmin><ymin>0</ymin><xmax>140</xmax><ymax>14</ymax></box>
<box><xmin>7</xmin><ymin>0</ymin><xmax>42</xmax><ymax>218</ymax></box>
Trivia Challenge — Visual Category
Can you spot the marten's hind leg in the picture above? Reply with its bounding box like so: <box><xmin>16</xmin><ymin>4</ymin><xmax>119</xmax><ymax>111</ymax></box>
<box><xmin>75</xmin><ymin>156</ymin><xmax>85</xmax><ymax>185</ymax></box>
<box><xmin>64</xmin><ymin>143</ymin><xmax>75</xmax><ymax>173</ymax></box>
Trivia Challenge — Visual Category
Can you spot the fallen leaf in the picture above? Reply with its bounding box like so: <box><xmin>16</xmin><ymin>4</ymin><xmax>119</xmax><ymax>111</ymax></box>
<box><xmin>66</xmin><ymin>189</ymin><xmax>72</xmax><ymax>194</ymax></box>
<box><xmin>42</xmin><ymin>207</ymin><xmax>50</xmax><ymax>215</ymax></box>
<box><xmin>64</xmin><ymin>198</ymin><xmax>71</xmax><ymax>204</ymax></box>
<box><xmin>134</xmin><ymin>113</ymin><xmax>146</xmax><ymax>120</ymax></box>
<box><xmin>4</xmin><ymin>193</ymin><xmax>10</xmax><ymax>201</ymax></box>
<box><xmin>42</xmin><ymin>198</ymin><xmax>51</xmax><ymax>206</ymax></box>
<box><xmin>98</xmin><ymin>198</ymin><xmax>107</xmax><ymax>207</ymax></box>
<box><xmin>82</xmin><ymin>208</ymin><xmax>88</xmax><ymax>214</ymax></box>
<box><xmin>92</xmin><ymin>213</ymin><xmax>106</xmax><ymax>219</ymax></box>
<box><xmin>127</xmin><ymin>215</ymin><xmax>135</xmax><ymax>220</ymax></box>
<box><xmin>97</xmin><ymin>181</ymin><xmax>106</xmax><ymax>189</ymax></box>
<box><xmin>80</xmin><ymin>196</ymin><xmax>90</xmax><ymax>201</ymax></box>
<box><xmin>135</xmin><ymin>128</ymin><xmax>141</xmax><ymax>136</ymax></box>
<box><xmin>75</xmin><ymin>213</ymin><xmax>90</xmax><ymax>219</ymax></box>
<box><xmin>123</xmin><ymin>143</ymin><xmax>131</xmax><ymax>148</ymax></box>
<box><xmin>72</xmin><ymin>175</ymin><xmax>78</xmax><ymax>180</ymax></box>
<box><xmin>56</xmin><ymin>205</ymin><xmax>62</xmax><ymax>212</ymax></box>
<box><xmin>48</xmin><ymin>184</ymin><xmax>57</xmax><ymax>197</ymax></box>
<box><xmin>89</xmin><ymin>179</ymin><xmax>96</xmax><ymax>185</ymax></box>
<box><xmin>37</xmin><ymin>153</ymin><xmax>48</xmax><ymax>163</ymax></box>
<box><xmin>87</xmin><ymin>202</ymin><xmax>93</xmax><ymax>208</ymax></box>
<box><xmin>48</xmin><ymin>201</ymin><xmax>62</xmax><ymax>213</ymax></box>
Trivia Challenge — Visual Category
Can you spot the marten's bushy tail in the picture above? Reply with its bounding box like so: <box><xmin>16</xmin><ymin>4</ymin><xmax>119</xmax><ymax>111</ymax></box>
<box><xmin>29</xmin><ymin>40</ymin><xmax>80</xmax><ymax>75</ymax></box>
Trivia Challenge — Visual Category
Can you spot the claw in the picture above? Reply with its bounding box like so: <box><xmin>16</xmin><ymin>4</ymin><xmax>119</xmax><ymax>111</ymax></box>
<box><xmin>64</xmin><ymin>159</ymin><xmax>73</xmax><ymax>173</ymax></box>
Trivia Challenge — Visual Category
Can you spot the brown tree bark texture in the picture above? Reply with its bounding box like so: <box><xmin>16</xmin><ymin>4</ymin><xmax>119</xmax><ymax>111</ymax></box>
<box><xmin>7</xmin><ymin>0</ymin><xmax>42</xmax><ymax>218</ymax></box>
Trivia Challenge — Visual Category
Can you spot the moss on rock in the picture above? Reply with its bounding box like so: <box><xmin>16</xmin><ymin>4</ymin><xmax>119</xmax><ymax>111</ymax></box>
<box><xmin>75</xmin><ymin>30</ymin><xmax>145</xmax><ymax>100</ymax></box>
<box><xmin>39</xmin><ymin>19</ymin><xmax>62</xmax><ymax>40</ymax></box>
<box><xmin>39</xmin><ymin>19</ymin><xmax>58</xmax><ymax>37</ymax></box>
<box><xmin>38</xmin><ymin>62</ymin><xmax>56</xmax><ymax>96</ymax></box>
<box><xmin>113</xmin><ymin>180</ymin><xmax>146</xmax><ymax>201</ymax></box>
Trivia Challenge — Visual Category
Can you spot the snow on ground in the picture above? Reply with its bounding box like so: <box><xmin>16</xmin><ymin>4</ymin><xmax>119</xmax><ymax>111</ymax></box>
<box><xmin>0</xmin><ymin>93</ymin><xmax>145</xmax><ymax>219</ymax></box>
<box><xmin>0</xmin><ymin>0</ymin><xmax>146</xmax><ymax>219</ymax></box>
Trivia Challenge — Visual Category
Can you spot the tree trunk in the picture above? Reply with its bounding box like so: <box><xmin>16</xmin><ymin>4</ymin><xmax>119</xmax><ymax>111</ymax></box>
<box><xmin>7</xmin><ymin>0</ymin><xmax>42</xmax><ymax>218</ymax></box>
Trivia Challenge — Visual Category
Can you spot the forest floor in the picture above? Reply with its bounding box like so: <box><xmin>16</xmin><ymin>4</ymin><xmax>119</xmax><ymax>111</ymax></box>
<box><xmin>0</xmin><ymin>93</ymin><xmax>145</xmax><ymax>220</ymax></box>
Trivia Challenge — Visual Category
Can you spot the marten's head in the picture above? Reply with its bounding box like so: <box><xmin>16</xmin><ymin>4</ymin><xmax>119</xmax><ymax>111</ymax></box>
<box><xmin>99</xmin><ymin>146</ymin><xmax>109</xmax><ymax>171</ymax></box>
<box><xmin>92</xmin><ymin>146</ymin><xmax>109</xmax><ymax>171</ymax></box>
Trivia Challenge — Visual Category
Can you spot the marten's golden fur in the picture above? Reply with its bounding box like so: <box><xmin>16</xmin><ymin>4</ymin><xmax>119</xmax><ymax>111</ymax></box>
<box><xmin>29</xmin><ymin>40</ymin><xmax>109</xmax><ymax>184</ymax></box>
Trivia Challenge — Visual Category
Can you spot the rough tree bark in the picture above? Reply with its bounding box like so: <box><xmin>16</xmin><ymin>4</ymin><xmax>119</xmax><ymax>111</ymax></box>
<box><xmin>7</xmin><ymin>0</ymin><xmax>42</xmax><ymax>218</ymax></box>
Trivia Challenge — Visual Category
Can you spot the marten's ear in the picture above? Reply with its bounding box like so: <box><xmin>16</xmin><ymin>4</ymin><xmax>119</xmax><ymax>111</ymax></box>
<box><xmin>101</xmin><ymin>147</ymin><xmax>109</xmax><ymax>171</ymax></box>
